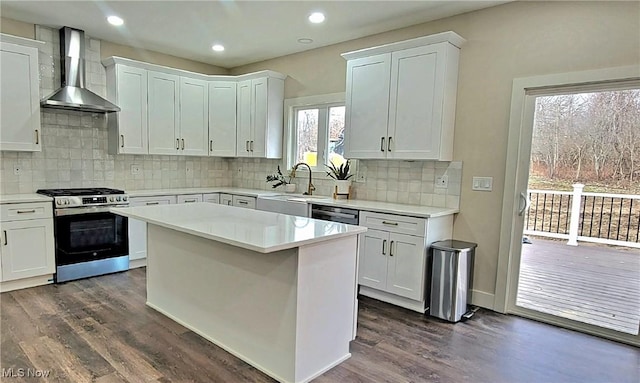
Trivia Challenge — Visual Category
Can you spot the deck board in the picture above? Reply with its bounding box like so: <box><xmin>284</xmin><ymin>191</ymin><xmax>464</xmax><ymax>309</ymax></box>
<box><xmin>516</xmin><ymin>238</ymin><xmax>640</xmax><ymax>335</ymax></box>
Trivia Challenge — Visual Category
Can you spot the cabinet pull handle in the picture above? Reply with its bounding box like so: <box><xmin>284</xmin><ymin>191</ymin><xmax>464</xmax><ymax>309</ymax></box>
<box><xmin>238</xmin><ymin>200</ymin><xmax>248</xmax><ymax>205</ymax></box>
<box><xmin>209</xmin><ymin>140</ymin><xmax>213</xmax><ymax>152</ymax></box>
<box><xmin>382</xmin><ymin>221</ymin><xmax>399</xmax><ymax>226</ymax></box>
<box><xmin>184</xmin><ymin>199</ymin><xmax>197</xmax><ymax>203</ymax></box>
<box><xmin>389</xmin><ymin>241</ymin><xmax>395</xmax><ymax>256</ymax></box>
<box><xmin>35</xmin><ymin>129</ymin><xmax>39</xmax><ymax>144</ymax></box>
<box><xmin>17</xmin><ymin>210</ymin><xmax>37</xmax><ymax>214</ymax></box>
<box><xmin>388</xmin><ymin>137</ymin><xmax>392</xmax><ymax>152</ymax></box>
<box><xmin>245</xmin><ymin>140</ymin><xmax>250</xmax><ymax>152</ymax></box>
<box><xmin>382</xmin><ymin>239</ymin><xmax>387</xmax><ymax>255</ymax></box>
<box><xmin>3</xmin><ymin>230</ymin><xmax>7</xmax><ymax>245</ymax></box>
<box><xmin>146</xmin><ymin>202</ymin><xmax>160</xmax><ymax>206</ymax></box>
<box><xmin>120</xmin><ymin>134</ymin><xmax>125</xmax><ymax>148</ymax></box>
<box><xmin>380</xmin><ymin>137</ymin><xmax>385</xmax><ymax>152</ymax></box>
<box><xmin>181</xmin><ymin>138</ymin><xmax>185</xmax><ymax>150</ymax></box>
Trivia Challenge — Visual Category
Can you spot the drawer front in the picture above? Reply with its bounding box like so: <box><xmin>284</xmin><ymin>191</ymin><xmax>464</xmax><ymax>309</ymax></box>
<box><xmin>232</xmin><ymin>195</ymin><xmax>256</xmax><ymax>209</ymax></box>
<box><xmin>1</xmin><ymin>202</ymin><xmax>52</xmax><ymax>221</ymax></box>
<box><xmin>220</xmin><ymin>194</ymin><xmax>233</xmax><ymax>206</ymax></box>
<box><xmin>359</xmin><ymin>211</ymin><xmax>426</xmax><ymax>236</ymax></box>
<box><xmin>177</xmin><ymin>194</ymin><xmax>203</xmax><ymax>204</ymax></box>
<box><xmin>130</xmin><ymin>195</ymin><xmax>177</xmax><ymax>207</ymax></box>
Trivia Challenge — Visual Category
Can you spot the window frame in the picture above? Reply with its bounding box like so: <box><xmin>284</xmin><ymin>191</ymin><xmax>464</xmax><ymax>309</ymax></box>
<box><xmin>283</xmin><ymin>93</ymin><xmax>346</xmax><ymax>173</ymax></box>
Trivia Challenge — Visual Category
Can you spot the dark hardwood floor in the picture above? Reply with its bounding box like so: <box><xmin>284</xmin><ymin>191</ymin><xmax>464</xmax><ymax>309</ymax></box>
<box><xmin>1</xmin><ymin>268</ymin><xmax>638</xmax><ymax>383</ymax></box>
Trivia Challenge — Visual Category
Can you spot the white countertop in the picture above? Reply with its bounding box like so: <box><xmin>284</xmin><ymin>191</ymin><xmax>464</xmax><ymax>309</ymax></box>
<box><xmin>126</xmin><ymin>187</ymin><xmax>280</xmax><ymax>198</ymax></box>
<box><xmin>0</xmin><ymin>193</ymin><xmax>53</xmax><ymax>204</ymax></box>
<box><xmin>125</xmin><ymin>187</ymin><xmax>458</xmax><ymax>218</ymax></box>
<box><xmin>111</xmin><ymin>202</ymin><xmax>367</xmax><ymax>253</ymax></box>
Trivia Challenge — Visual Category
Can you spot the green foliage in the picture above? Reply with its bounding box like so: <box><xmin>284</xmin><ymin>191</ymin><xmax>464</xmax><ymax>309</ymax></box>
<box><xmin>266</xmin><ymin>165</ymin><xmax>291</xmax><ymax>188</ymax></box>
<box><xmin>326</xmin><ymin>160</ymin><xmax>354</xmax><ymax>180</ymax></box>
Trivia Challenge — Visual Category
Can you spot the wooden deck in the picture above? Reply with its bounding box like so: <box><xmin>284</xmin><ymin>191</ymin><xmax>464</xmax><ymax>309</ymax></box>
<box><xmin>517</xmin><ymin>238</ymin><xmax>640</xmax><ymax>335</ymax></box>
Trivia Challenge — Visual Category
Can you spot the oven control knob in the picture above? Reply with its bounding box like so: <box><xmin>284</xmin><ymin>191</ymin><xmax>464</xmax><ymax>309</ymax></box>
<box><xmin>109</xmin><ymin>196</ymin><xmax>115</xmax><ymax>202</ymax></box>
<box><xmin>122</xmin><ymin>196</ymin><xmax>128</xmax><ymax>201</ymax></box>
<box><xmin>64</xmin><ymin>199</ymin><xmax>70</xmax><ymax>205</ymax></box>
<box><xmin>116</xmin><ymin>196</ymin><xmax>122</xmax><ymax>201</ymax></box>
<box><xmin>56</xmin><ymin>200</ymin><xmax>62</xmax><ymax>205</ymax></box>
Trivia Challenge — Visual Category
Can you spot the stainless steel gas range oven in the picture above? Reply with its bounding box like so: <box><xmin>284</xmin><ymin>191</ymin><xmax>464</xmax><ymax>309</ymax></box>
<box><xmin>36</xmin><ymin>188</ymin><xmax>129</xmax><ymax>282</ymax></box>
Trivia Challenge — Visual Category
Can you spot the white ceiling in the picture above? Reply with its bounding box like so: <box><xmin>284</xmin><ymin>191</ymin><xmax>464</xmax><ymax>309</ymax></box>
<box><xmin>1</xmin><ymin>1</ymin><xmax>507</xmax><ymax>68</ymax></box>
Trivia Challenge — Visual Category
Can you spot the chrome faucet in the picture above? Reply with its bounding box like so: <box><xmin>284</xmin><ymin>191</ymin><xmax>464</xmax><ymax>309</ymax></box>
<box><xmin>292</xmin><ymin>162</ymin><xmax>315</xmax><ymax>195</ymax></box>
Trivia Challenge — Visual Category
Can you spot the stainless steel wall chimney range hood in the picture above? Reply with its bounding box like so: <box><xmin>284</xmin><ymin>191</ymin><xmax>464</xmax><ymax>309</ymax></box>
<box><xmin>41</xmin><ymin>27</ymin><xmax>120</xmax><ymax>113</ymax></box>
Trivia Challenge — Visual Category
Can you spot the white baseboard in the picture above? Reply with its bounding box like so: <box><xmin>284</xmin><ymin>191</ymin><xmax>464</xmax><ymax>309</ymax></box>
<box><xmin>0</xmin><ymin>274</ymin><xmax>54</xmax><ymax>293</ymax></box>
<box><xmin>471</xmin><ymin>289</ymin><xmax>495</xmax><ymax>310</ymax></box>
<box><xmin>129</xmin><ymin>258</ymin><xmax>147</xmax><ymax>269</ymax></box>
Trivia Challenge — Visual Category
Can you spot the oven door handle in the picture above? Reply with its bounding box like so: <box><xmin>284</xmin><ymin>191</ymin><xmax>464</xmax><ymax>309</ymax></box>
<box><xmin>55</xmin><ymin>205</ymin><xmax>129</xmax><ymax>216</ymax></box>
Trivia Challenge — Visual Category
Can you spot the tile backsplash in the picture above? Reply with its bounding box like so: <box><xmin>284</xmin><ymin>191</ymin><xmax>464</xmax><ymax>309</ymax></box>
<box><xmin>1</xmin><ymin>25</ymin><xmax>460</xmax><ymax>209</ymax></box>
<box><xmin>230</xmin><ymin>158</ymin><xmax>462</xmax><ymax>209</ymax></box>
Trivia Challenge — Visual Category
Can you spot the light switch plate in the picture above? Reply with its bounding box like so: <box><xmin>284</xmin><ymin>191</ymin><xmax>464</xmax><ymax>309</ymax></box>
<box><xmin>472</xmin><ymin>176</ymin><xmax>493</xmax><ymax>191</ymax></box>
<box><xmin>130</xmin><ymin>164</ymin><xmax>140</xmax><ymax>175</ymax></box>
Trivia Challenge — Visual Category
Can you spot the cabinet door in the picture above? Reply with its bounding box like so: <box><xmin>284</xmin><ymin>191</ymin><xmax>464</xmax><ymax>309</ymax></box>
<box><xmin>203</xmin><ymin>193</ymin><xmax>220</xmax><ymax>204</ymax></box>
<box><xmin>116</xmin><ymin>65</ymin><xmax>148</xmax><ymax>154</ymax></box>
<box><xmin>179</xmin><ymin>77</ymin><xmax>209</xmax><ymax>156</ymax></box>
<box><xmin>209</xmin><ymin>81</ymin><xmax>237</xmax><ymax>157</ymax></box>
<box><xmin>1</xmin><ymin>219</ymin><xmax>55</xmax><ymax>281</ymax></box>
<box><xmin>386</xmin><ymin>232</ymin><xmax>426</xmax><ymax>301</ymax></box>
<box><xmin>220</xmin><ymin>194</ymin><xmax>233</xmax><ymax>206</ymax></box>
<box><xmin>148</xmin><ymin>71</ymin><xmax>179</xmax><ymax>155</ymax></box>
<box><xmin>129</xmin><ymin>196</ymin><xmax>175</xmax><ymax>261</ymax></box>
<box><xmin>236</xmin><ymin>80</ymin><xmax>252</xmax><ymax>157</ymax></box>
<box><xmin>250</xmin><ymin>78</ymin><xmax>268</xmax><ymax>157</ymax></box>
<box><xmin>0</xmin><ymin>43</ymin><xmax>41</xmax><ymax>152</ymax></box>
<box><xmin>344</xmin><ymin>53</ymin><xmax>391</xmax><ymax>159</ymax></box>
<box><xmin>358</xmin><ymin>229</ymin><xmax>389</xmax><ymax>290</ymax></box>
<box><xmin>177</xmin><ymin>194</ymin><xmax>203</xmax><ymax>204</ymax></box>
<box><xmin>388</xmin><ymin>44</ymin><xmax>445</xmax><ymax>160</ymax></box>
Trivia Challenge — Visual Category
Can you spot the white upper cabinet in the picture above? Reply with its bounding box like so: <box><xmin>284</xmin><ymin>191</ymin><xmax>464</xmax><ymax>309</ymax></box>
<box><xmin>0</xmin><ymin>41</ymin><xmax>41</xmax><ymax>152</ymax></box>
<box><xmin>148</xmin><ymin>71</ymin><xmax>179</xmax><ymax>155</ymax></box>
<box><xmin>179</xmin><ymin>77</ymin><xmax>209</xmax><ymax>156</ymax></box>
<box><xmin>103</xmin><ymin>57</ymin><xmax>285</xmax><ymax>158</ymax></box>
<box><xmin>236</xmin><ymin>77</ymin><xmax>284</xmax><ymax>158</ymax></box>
<box><xmin>342</xmin><ymin>31</ymin><xmax>465</xmax><ymax>161</ymax></box>
<box><xmin>106</xmin><ymin>64</ymin><xmax>148</xmax><ymax>154</ymax></box>
<box><xmin>209</xmin><ymin>81</ymin><xmax>237</xmax><ymax>157</ymax></box>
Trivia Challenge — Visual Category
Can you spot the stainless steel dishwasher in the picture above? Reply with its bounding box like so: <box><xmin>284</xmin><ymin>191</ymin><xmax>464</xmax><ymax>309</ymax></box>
<box><xmin>311</xmin><ymin>204</ymin><xmax>359</xmax><ymax>224</ymax></box>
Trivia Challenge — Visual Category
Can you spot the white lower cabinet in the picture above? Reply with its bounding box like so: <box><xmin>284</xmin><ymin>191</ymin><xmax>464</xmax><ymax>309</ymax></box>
<box><xmin>177</xmin><ymin>194</ymin><xmax>203</xmax><ymax>204</ymax></box>
<box><xmin>357</xmin><ymin>211</ymin><xmax>452</xmax><ymax>312</ymax></box>
<box><xmin>220</xmin><ymin>194</ymin><xmax>233</xmax><ymax>206</ymax></box>
<box><xmin>232</xmin><ymin>195</ymin><xmax>256</xmax><ymax>209</ymax></box>
<box><xmin>128</xmin><ymin>195</ymin><xmax>177</xmax><ymax>266</ymax></box>
<box><xmin>0</xmin><ymin>202</ymin><xmax>55</xmax><ymax>291</ymax></box>
<box><xmin>203</xmin><ymin>193</ymin><xmax>220</xmax><ymax>204</ymax></box>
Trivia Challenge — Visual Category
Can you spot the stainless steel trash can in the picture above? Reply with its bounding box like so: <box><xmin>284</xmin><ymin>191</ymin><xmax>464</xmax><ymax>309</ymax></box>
<box><xmin>430</xmin><ymin>240</ymin><xmax>477</xmax><ymax>322</ymax></box>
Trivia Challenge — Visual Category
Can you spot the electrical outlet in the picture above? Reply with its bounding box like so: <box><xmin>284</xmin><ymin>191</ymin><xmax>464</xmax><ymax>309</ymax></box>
<box><xmin>435</xmin><ymin>175</ymin><xmax>448</xmax><ymax>188</ymax></box>
<box><xmin>130</xmin><ymin>164</ymin><xmax>140</xmax><ymax>175</ymax></box>
<box><xmin>13</xmin><ymin>166</ymin><xmax>21</xmax><ymax>175</ymax></box>
<box><xmin>186</xmin><ymin>166</ymin><xmax>192</xmax><ymax>175</ymax></box>
<box><xmin>355</xmin><ymin>167</ymin><xmax>366</xmax><ymax>183</ymax></box>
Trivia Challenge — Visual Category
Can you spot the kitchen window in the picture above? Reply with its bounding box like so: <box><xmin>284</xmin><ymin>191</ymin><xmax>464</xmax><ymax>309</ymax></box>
<box><xmin>284</xmin><ymin>93</ymin><xmax>346</xmax><ymax>172</ymax></box>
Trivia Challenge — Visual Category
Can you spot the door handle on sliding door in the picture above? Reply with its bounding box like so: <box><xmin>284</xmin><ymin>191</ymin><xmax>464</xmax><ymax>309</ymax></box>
<box><xmin>518</xmin><ymin>192</ymin><xmax>531</xmax><ymax>216</ymax></box>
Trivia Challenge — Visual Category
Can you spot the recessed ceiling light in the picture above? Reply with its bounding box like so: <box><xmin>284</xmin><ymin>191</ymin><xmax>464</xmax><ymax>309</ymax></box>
<box><xmin>297</xmin><ymin>38</ymin><xmax>313</xmax><ymax>44</ymax></box>
<box><xmin>107</xmin><ymin>15</ymin><xmax>124</xmax><ymax>26</ymax></box>
<box><xmin>212</xmin><ymin>44</ymin><xmax>225</xmax><ymax>52</ymax></box>
<box><xmin>308</xmin><ymin>12</ymin><xmax>325</xmax><ymax>24</ymax></box>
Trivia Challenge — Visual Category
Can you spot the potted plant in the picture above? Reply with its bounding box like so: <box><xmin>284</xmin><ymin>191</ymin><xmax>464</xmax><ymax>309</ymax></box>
<box><xmin>266</xmin><ymin>166</ymin><xmax>296</xmax><ymax>192</ymax></box>
<box><xmin>326</xmin><ymin>160</ymin><xmax>354</xmax><ymax>195</ymax></box>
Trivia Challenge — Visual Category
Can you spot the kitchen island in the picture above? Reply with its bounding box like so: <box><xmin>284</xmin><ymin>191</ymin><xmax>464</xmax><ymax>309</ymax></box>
<box><xmin>111</xmin><ymin>203</ymin><xmax>366</xmax><ymax>383</ymax></box>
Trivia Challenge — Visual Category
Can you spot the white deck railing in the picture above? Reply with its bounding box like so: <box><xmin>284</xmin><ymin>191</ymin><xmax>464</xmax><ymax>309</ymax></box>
<box><xmin>524</xmin><ymin>184</ymin><xmax>640</xmax><ymax>249</ymax></box>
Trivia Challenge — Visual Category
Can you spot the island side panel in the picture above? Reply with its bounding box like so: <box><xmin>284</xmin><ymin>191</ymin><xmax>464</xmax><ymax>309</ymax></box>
<box><xmin>294</xmin><ymin>235</ymin><xmax>358</xmax><ymax>383</ymax></box>
<box><xmin>146</xmin><ymin>224</ymin><xmax>297</xmax><ymax>383</ymax></box>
